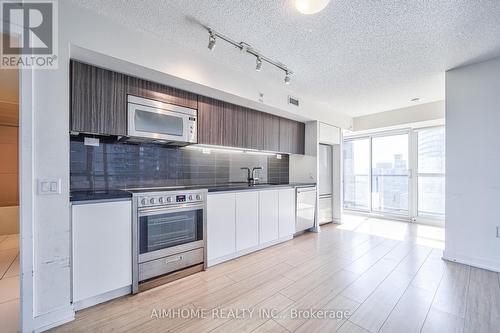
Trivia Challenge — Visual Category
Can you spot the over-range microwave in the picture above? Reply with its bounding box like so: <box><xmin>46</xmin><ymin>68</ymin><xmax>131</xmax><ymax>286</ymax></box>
<box><xmin>127</xmin><ymin>95</ymin><xmax>197</xmax><ymax>145</ymax></box>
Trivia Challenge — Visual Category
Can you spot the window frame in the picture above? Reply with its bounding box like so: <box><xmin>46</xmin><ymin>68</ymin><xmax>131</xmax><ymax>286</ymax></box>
<box><xmin>343</xmin><ymin>126</ymin><xmax>445</xmax><ymax>226</ymax></box>
<box><xmin>342</xmin><ymin>136</ymin><xmax>372</xmax><ymax>212</ymax></box>
<box><xmin>413</xmin><ymin>126</ymin><xmax>446</xmax><ymax>225</ymax></box>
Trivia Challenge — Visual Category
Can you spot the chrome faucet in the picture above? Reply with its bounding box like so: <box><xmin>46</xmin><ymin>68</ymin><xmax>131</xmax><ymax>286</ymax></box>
<box><xmin>241</xmin><ymin>167</ymin><xmax>263</xmax><ymax>185</ymax></box>
<box><xmin>241</xmin><ymin>167</ymin><xmax>251</xmax><ymax>184</ymax></box>
<box><xmin>251</xmin><ymin>167</ymin><xmax>263</xmax><ymax>185</ymax></box>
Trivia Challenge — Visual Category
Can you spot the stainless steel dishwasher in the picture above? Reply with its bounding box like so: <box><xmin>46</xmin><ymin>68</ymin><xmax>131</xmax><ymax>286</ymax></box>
<box><xmin>295</xmin><ymin>185</ymin><xmax>317</xmax><ymax>232</ymax></box>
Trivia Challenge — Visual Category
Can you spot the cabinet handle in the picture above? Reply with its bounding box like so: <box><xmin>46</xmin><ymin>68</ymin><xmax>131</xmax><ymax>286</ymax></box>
<box><xmin>166</xmin><ymin>256</ymin><xmax>183</xmax><ymax>264</ymax></box>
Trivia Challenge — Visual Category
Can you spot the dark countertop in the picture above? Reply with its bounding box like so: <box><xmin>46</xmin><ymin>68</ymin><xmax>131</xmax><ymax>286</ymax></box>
<box><xmin>70</xmin><ymin>182</ymin><xmax>316</xmax><ymax>202</ymax></box>
<box><xmin>206</xmin><ymin>182</ymin><xmax>316</xmax><ymax>193</ymax></box>
<box><xmin>70</xmin><ymin>189</ymin><xmax>132</xmax><ymax>202</ymax></box>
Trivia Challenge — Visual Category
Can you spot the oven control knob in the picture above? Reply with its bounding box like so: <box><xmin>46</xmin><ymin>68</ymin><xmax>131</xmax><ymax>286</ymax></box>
<box><xmin>141</xmin><ymin>198</ymin><xmax>147</xmax><ymax>206</ymax></box>
<box><xmin>150</xmin><ymin>198</ymin><xmax>156</xmax><ymax>204</ymax></box>
<box><xmin>188</xmin><ymin>195</ymin><xmax>193</xmax><ymax>201</ymax></box>
<box><xmin>196</xmin><ymin>194</ymin><xmax>201</xmax><ymax>201</ymax></box>
<box><xmin>159</xmin><ymin>197</ymin><xmax>165</xmax><ymax>204</ymax></box>
<box><xmin>166</xmin><ymin>197</ymin><xmax>173</xmax><ymax>203</ymax></box>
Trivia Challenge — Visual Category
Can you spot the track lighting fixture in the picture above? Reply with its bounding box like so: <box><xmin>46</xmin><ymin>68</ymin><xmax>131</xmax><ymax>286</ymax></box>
<box><xmin>208</xmin><ymin>30</ymin><xmax>216</xmax><ymax>50</ymax></box>
<box><xmin>284</xmin><ymin>71</ymin><xmax>291</xmax><ymax>85</ymax></box>
<box><xmin>205</xmin><ymin>27</ymin><xmax>293</xmax><ymax>84</ymax></box>
<box><xmin>256</xmin><ymin>57</ymin><xmax>262</xmax><ymax>71</ymax></box>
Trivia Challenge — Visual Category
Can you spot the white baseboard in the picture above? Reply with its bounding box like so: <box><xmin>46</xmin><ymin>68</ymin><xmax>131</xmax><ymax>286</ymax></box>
<box><xmin>34</xmin><ymin>305</ymin><xmax>75</xmax><ymax>332</ymax></box>
<box><xmin>207</xmin><ymin>235</ymin><xmax>294</xmax><ymax>267</ymax></box>
<box><xmin>442</xmin><ymin>250</ymin><xmax>500</xmax><ymax>273</ymax></box>
<box><xmin>73</xmin><ymin>285</ymin><xmax>131</xmax><ymax>311</ymax></box>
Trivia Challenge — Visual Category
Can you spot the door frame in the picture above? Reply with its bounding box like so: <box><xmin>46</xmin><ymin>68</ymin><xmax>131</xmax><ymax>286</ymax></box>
<box><xmin>19</xmin><ymin>64</ymin><xmax>35</xmax><ymax>332</ymax></box>
<box><xmin>1</xmin><ymin>29</ymin><xmax>36</xmax><ymax>332</ymax></box>
<box><xmin>4</xmin><ymin>33</ymin><xmax>36</xmax><ymax>331</ymax></box>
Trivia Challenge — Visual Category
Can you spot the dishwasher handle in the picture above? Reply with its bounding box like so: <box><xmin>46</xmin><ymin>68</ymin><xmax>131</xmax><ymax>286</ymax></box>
<box><xmin>296</xmin><ymin>186</ymin><xmax>317</xmax><ymax>193</ymax></box>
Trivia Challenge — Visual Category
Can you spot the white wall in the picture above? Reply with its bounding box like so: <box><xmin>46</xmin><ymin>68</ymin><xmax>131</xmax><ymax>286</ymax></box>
<box><xmin>25</xmin><ymin>2</ymin><xmax>352</xmax><ymax>330</ymax></box>
<box><xmin>444</xmin><ymin>56</ymin><xmax>500</xmax><ymax>272</ymax></box>
<box><xmin>353</xmin><ymin>100</ymin><xmax>445</xmax><ymax>131</ymax></box>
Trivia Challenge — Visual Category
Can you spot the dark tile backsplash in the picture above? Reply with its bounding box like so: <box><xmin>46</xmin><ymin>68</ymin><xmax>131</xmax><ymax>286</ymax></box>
<box><xmin>70</xmin><ymin>137</ymin><xmax>289</xmax><ymax>191</ymax></box>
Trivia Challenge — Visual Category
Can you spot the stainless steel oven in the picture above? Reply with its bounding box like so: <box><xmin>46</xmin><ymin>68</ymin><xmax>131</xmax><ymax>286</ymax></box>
<box><xmin>127</xmin><ymin>95</ymin><xmax>197</xmax><ymax>145</ymax></box>
<box><xmin>132</xmin><ymin>189</ymin><xmax>207</xmax><ymax>293</ymax></box>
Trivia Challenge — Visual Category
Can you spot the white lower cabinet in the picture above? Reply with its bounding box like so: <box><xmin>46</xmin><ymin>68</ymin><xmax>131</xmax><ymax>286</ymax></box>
<box><xmin>72</xmin><ymin>200</ymin><xmax>132</xmax><ymax>306</ymax></box>
<box><xmin>259</xmin><ymin>190</ymin><xmax>280</xmax><ymax>244</ymax></box>
<box><xmin>207</xmin><ymin>187</ymin><xmax>298</xmax><ymax>266</ymax></box>
<box><xmin>279</xmin><ymin>188</ymin><xmax>296</xmax><ymax>238</ymax></box>
<box><xmin>207</xmin><ymin>193</ymin><xmax>236</xmax><ymax>261</ymax></box>
<box><xmin>235</xmin><ymin>191</ymin><xmax>259</xmax><ymax>251</ymax></box>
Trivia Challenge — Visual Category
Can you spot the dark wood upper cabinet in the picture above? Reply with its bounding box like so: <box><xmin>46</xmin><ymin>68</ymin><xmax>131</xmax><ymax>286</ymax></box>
<box><xmin>262</xmin><ymin>113</ymin><xmax>280</xmax><ymax>152</ymax></box>
<box><xmin>71</xmin><ymin>60</ymin><xmax>305</xmax><ymax>154</ymax></box>
<box><xmin>222</xmin><ymin>103</ymin><xmax>247</xmax><ymax>148</ymax></box>
<box><xmin>71</xmin><ymin>61</ymin><xmax>198</xmax><ymax>136</ymax></box>
<box><xmin>197</xmin><ymin>95</ymin><xmax>304</xmax><ymax>153</ymax></box>
<box><xmin>245</xmin><ymin>109</ymin><xmax>264</xmax><ymax>150</ymax></box>
<box><xmin>70</xmin><ymin>60</ymin><xmax>128</xmax><ymax>136</ymax></box>
<box><xmin>127</xmin><ymin>77</ymin><xmax>198</xmax><ymax>109</ymax></box>
<box><xmin>279</xmin><ymin>118</ymin><xmax>305</xmax><ymax>154</ymax></box>
<box><xmin>197</xmin><ymin>97</ymin><xmax>249</xmax><ymax>148</ymax></box>
<box><xmin>197</xmin><ymin>96</ymin><xmax>225</xmax><ymax>146</ymax></box>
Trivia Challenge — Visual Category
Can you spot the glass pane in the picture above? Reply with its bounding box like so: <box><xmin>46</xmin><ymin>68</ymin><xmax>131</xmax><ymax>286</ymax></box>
<box><xmin>418</xmin><ymin>127</ymin><xmax>445</xmax><ymax>174</ymax></box>
<box><xmin>135</xmin><ymin>109</ymin><xmax>183</xmax><ymax>136</ymax></box>
<box><xmin>418</xmin><ymin>176</ymin><xmax>445</xmax><ymax>218</ymax></box>
<box><xmin>139</xmin><ymin>209</ymin><xmax>203</xmax><ymax>254</ymax></box>
<box><xmin>372</xmin><ymin>175</ymin><xmax>409</xmax><ymax>214</ymax></box>
<box><xmin>372</xmin><ymin>134</ymin><xmax>409</xmax><ymax>176</ymax></box>
<box><xmin>343</xmin><ymin>139</ymin><xmax>370</xmax><ymax>210</ymax></box>
<box><xmin>371</xmin><ymin>134</ymin><xmax>409</xmax><ymax>215</ymax></box>
<box><xmin>418</xmin><ymin>127</ymin><xmax>445</xmax><ymax>218</ymax></box>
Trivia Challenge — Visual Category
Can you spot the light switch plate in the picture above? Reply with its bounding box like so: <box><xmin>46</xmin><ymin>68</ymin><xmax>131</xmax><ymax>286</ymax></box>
<box><xmin>38</xmin><ymin>179</ymin><xmax>61</xmax><ymax>195</ymax></box>
<box><xmin>497</xmin><ymin>226</ymin><xmax>500</xmax><ymax>238</ymax></box>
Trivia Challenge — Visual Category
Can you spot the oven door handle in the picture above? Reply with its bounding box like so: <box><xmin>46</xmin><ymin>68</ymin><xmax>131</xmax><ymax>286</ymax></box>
<box><xmin>138</xmin><ymin>204</ymin><xmax>205</xmax><ymax>216</ymax></box>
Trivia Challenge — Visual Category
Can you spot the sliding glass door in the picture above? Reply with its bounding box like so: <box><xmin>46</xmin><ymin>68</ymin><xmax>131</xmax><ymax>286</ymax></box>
<box><xmin>343</xmin><ymin>127</ymin><xmax>445</xmax><ymax>222</ymax></box>
<box><xmin>371</xmin><ymin>134</ymin><xmax>409</xmax><ymax>215</ymax></box>
<box><xmin>343</xmin><ymin>138</ymin><xmax>370</xmax><ymax>210</ymax></box>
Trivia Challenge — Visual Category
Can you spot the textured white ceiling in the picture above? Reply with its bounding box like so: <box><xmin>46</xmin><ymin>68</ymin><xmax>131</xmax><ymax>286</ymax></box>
<box><xmin>72</xmin><ymin>0</ymin><xmax>500</xmax><ymax>116</ymax></box>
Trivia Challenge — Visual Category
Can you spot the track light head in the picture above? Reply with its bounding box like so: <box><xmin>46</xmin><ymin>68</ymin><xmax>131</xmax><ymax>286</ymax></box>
<box><xmin>284</xmin><ymin>71</ymin><xmax>291</xmax><ymax>85</ymax></box>
<box><xmin>208</xmin><ymin>31</ymin><xmax>216</xmax><ymax>50</ymax></box>
<box><xmin>256</xmin><ymin>57</ymin><xmax>262</xmax><ymax>71</ymax></box>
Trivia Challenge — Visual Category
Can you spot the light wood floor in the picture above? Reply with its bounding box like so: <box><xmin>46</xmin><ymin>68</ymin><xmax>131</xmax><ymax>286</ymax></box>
<box><xmin>0</xmin><ymin>233</ymin><xmax>20</xmax><ymax>333</ymax></box>
<box><xmin>51</xmin><ymin>215</ymin><xmax>500</xmax><ymax>333</ymax></box>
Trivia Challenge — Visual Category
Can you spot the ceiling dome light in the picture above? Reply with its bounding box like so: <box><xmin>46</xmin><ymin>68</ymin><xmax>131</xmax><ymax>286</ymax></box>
<box><xmin>295</xmin><ymin>0</ymin><xmax>330</xmax><ymax>14</ymax></box>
